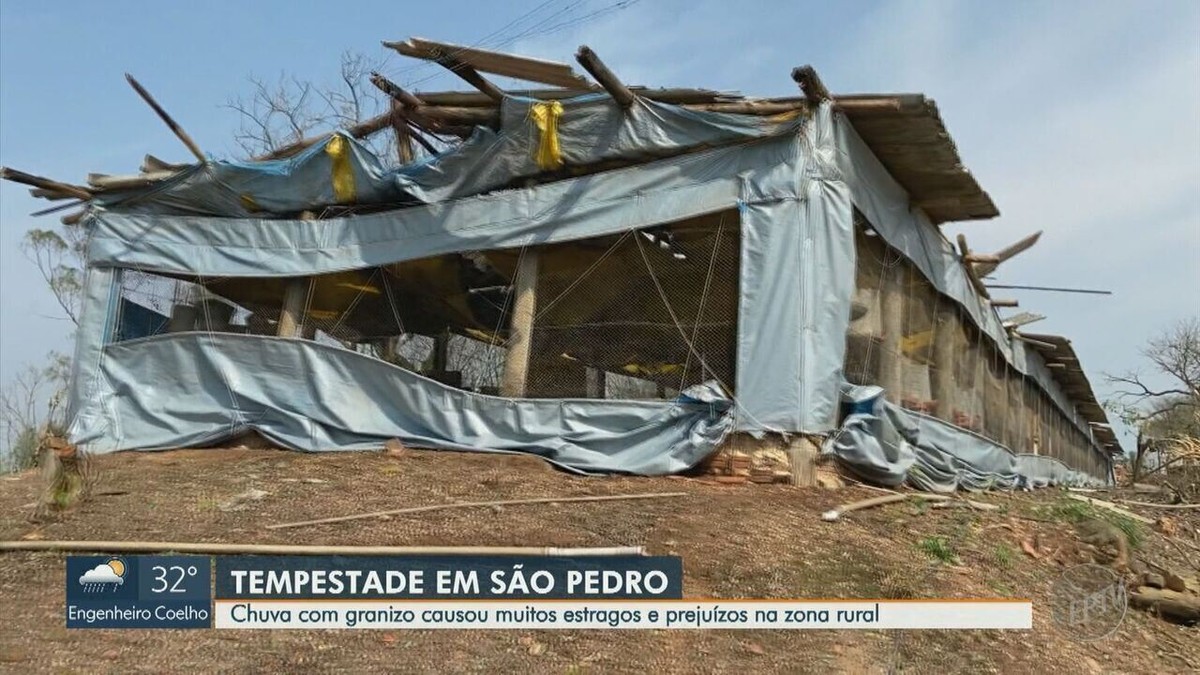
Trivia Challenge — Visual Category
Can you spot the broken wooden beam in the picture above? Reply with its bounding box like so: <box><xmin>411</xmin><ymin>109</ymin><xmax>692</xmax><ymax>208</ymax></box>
<box><xmin>87</xmin><ymin>171</ymin><xmax>176</xmax><ymax>190</ymax></box>
<box><xmin>1</xmin><ymin>167</ymin><xmax>92</xmax><ymax>201</ymax></box>
<box><xmin>575</xmin><ymin>45</ymin><xmax>634</xmax><ymax>107</ymax></box>
<box><xmin>140</xmin><ymin>154</ymin><xmax>190</xmax><ymax>173</ymax></box>
<box><xmin>791</xmin><ymin>65</ymin><xmax>832</xmax><ymax>102</ymax></box>
<box><xmin>964</xmin><ymin>253</ymin><xmax>1001</xmax><ymax>264</ymax></box>
<box><xmin>385</xmin><ymin>37</ymin><xmax>592</xmax><ymax>89</ymax></box>
<box><xmin>500</xmin><ymin>249</ymin><xmax>540</xmax><ymax>397</ymax></box>
<box><xmin>988</xmin><ymin>298</ymin><xmax>1019</xmax><ymax>308</ymax></box>
<box><xmin>369</xmin><ymin>71</ymin><xmax>424</xmax><ymax>110</ymax></box>
<box><xmin>435</xmin><ymin>53</ymin><xmax>506</xmax><ymax>102</ymax></box>
<box><xmin>956</xmin><ymin>233</ymin><xmax>992</xmax><ymax>300</ymax></box>
<box><xmin>974</xmin><ymin>230</ymin><xmax>1043</xmax><ymax>277</ymax></box>
<box><xmin>253</xmin><ymin>108</ymin><xmax>399</xmax><ymax>161</ymax></box>
<box><xmin>125</xmin><ymin>73</ymin><xmax>206</xmax><ymax>163</ymax></box>
<box><xmin>1002</xmin><ymin>312</ymin><xmax>1045</xmax><ymax>329</ymax></box>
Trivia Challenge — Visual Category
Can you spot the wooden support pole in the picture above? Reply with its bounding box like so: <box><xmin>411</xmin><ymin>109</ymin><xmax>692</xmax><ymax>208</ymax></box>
<box><xmin>277</xmin><ymin>213</ymin><xmax>314</xmax><ymax>339</ymax></box>
<box><xmin>125</xmin><ymin>74</ymin><xmax>206</xmax><ymax>163</ymax></box>
<box><xmin>788</xmin><ymin>435</ymin><xmax>821</xmax><ymax>487</ymax></box>
<box><xmin>277</xmin><ymin>279</ymin><xmax>308</xmax><ymax>338</ymax></box>
<box><xmin>500</xmin><ymin>249</ymin><xmax>540</xmax><ymax>397</ymax></box>
<box><xmin>790</xmin><ymin>65</ymin><xmax>833</xmax><ymax>102</ymax></box>
<box><xmin>1</xmin><ymin>167</ymin><xmax>92</xmax><ymax>201</ymax></box>
<box><xmin>931</xmin><ymin>307</ymin><xmax>958</xmax><ymax>422</ymax></box>
<box><xmin>878</xmin><ymin>263</ymin><xmax>905</xmax><ymax>400</ymax></box>
<box><xmin>575</xmin><ymin>46</ymin><xmax>635</xmax><ymax>107</ymax></box>
<box><xmin>435</xmin><ymin>53</ymin><xmax>507</xmax><ymax>102</ymax></box>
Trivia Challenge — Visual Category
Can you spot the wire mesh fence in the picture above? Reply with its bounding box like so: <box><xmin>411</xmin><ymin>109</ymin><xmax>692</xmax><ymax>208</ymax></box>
<box><xmin>110</xmin><ymin>209</ymin><xmax>741</xmax><ymax>402</ymax></box>
<box><xmin>844</xmin><ymin>214</ymin><xmax>1106</xmax><ymax>476</ymax></box>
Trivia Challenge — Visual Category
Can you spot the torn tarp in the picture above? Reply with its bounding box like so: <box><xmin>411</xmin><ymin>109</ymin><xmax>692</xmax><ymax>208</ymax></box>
<box><xmin>73</xmin><ymin>333</ymin><xmax>735</xmax><ymax>475</ymax></box>
<box><xmin>824</xmin><ymin>385</ymin><xmax>1105</xmax><ymax>491</ymax></box>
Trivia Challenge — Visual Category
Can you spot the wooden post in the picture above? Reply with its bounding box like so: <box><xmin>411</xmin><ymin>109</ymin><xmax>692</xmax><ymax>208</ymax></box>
<box><xmin>788</xmin><ymin>435</ymin><xmax>821</xmax><ymax>487</ymax></box>
<box><xmin>500</xmin><ymin>250</ymin><xmax>539</xmax><ymax>397</ymax></box>
<box><xmin>878</xmin><ymin>263</ymin><xmax>904</xmax><ymax>401</ymax></box>
<box><xmin>586</xmin><ymin>367</ymin><xmax>606</xmax><ymax>398</ymax></box>
<box><xmin>277</xmin><ymin>279</ymin><xmax>308</xmax><ymax>338</ymax></box>
<box><xmin>432</xmin><ymin>331</ymin><xmax>450</xmax><ymax>371</ymax></box>
<box><xmin>931</xmin><ymin>307</ymin><xmax>957</xmax><ymax>423</ymax></box>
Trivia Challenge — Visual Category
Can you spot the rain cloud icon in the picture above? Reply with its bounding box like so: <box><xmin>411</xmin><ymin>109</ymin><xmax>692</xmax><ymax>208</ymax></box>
<box><xmin>79</xmin><ymin>558</ymin><xmax>126</xmax><ymax>592</ymax></box>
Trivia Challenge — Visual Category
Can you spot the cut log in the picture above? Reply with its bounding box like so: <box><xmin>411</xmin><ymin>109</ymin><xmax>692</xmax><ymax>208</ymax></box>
<box><xmin>1129</xmin><ymin>586</ymin><xmax>1200</xmax><ymax>624</ymax></box>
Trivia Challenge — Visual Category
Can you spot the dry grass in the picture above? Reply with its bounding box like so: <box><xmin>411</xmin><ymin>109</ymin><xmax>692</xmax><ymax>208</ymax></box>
<box><xmin>0</xmin><ymin>447</ymin><xmax>1197</xmax><ymax>674</ymax></box>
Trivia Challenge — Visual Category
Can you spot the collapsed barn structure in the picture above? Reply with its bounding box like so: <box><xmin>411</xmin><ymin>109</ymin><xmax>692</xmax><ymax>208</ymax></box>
<box><xmin>2</xmin><ymin>38</ymin><xmax>1122</xmax><ymax>489</ymax></box>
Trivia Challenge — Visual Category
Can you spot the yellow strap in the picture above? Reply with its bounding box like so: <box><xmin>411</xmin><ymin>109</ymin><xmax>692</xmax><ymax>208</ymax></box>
<box><xmin>325</xmin><ymin>134</ymin><xmax>356</xmax><ymax>203</ymax></box>
<box><xmin>530</xmin><ymin>101</ymin><xmax>564</xmax><ymax>170</ymax></box>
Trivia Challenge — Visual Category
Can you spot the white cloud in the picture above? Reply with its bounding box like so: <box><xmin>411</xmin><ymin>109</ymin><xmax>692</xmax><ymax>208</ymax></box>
<box><xmin>79</xmin><ymin>563</ymin><xmax>123</xmax><ymax>585</ymax></box>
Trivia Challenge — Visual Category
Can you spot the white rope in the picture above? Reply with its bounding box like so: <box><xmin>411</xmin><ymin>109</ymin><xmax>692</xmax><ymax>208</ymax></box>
<box><xmin>632</xmin><ymin>230</ymin><xmax>775</xmax><ymax>432</ymax></box>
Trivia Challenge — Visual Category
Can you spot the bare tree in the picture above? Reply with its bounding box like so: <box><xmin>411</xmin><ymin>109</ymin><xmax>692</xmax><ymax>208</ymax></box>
<box><xmin>1</xmin><ymin>352</ymin><xmax>69</xmax><ymax>472</ymax></box>
<box><xmin>1106</xmin><ymin>317</ymin><xmax>1200</xmax><ymax>481</ymax></box>
<box><xmin>22</xmin><ymin>223</ymin><xmax>87</xmax><ymax>326</ymax></box>
<box><xmin>226</xmin><ymin>51</ymin><xmax>396</xmax><ymax>161</ymax></box>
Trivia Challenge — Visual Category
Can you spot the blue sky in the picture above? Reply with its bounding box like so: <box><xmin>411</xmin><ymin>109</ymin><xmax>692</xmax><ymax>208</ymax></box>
<box><xmin>1</xmin><ymin>0</ymin><xmax>1198</xmax><ymax>447</ymax></box>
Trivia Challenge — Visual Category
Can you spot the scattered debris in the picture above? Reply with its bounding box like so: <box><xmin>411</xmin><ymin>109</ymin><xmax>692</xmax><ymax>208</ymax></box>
<box><xmin>218</xmin><ymin>488</ymin><xmax>269</xmax><ymax>512</ymax></box>
<box><xmin>384</xmin><ymin>438</ymin><xmax>406</xmax><ymax>457</ymax></box>
<box><xmin>822</xmin><ymin>491</ymin><xmax>999</xmax><ymax>521</ymax></box>
<box><xmin>266</xmin><ymin>491</ymin><xmax>690</xmax><ymax>530</ymax></box>
<box><xmin>1065</xmin><ymin>494</ymin><xmax>1154</xmax><ymax>524</ymax></box>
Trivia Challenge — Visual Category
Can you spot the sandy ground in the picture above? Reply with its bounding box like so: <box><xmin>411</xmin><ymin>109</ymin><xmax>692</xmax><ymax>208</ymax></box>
<box><xmin>0</xmin><ymin>446</ymin><xmax>1197</xmax><ymax>674</ymax></box>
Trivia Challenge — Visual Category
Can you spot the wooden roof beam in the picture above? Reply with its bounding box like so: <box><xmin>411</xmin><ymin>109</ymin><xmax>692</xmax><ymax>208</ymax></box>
<box><xmin>575</xmin><ymin>46</ymin><xmax>634</xmax><ymax>108</ymax></box>
<box><xmin>1</xmin><ymin>167</ymin><xmax>92</xmax><ymax>201</ymax></box>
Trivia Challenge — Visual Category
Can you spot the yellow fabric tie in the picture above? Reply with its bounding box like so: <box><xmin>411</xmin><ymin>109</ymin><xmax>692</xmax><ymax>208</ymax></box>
<box><xmin>530</xmin><ymin>101</ymin><xmax>564</xmax><ymax>170</ymax></box>
<box><xmin>325</xmin><ymin>134</ymin><xmax>357</xmax><ymax>203</ymax></box>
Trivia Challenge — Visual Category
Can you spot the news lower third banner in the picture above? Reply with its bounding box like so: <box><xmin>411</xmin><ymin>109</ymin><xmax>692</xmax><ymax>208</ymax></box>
<box><xmin>65</xmin><ymin>555</ymin><xmax>1032</xmax><ymax>630</ymax></box>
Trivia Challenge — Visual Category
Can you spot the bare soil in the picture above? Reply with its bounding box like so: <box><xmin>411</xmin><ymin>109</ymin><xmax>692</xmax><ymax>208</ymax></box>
<box><xmin>0</xmin><ymin>446</ymin><xmax>1197</xmax><ymax>674</ymax></box>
